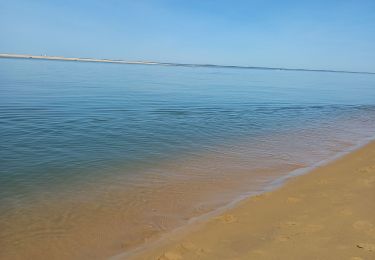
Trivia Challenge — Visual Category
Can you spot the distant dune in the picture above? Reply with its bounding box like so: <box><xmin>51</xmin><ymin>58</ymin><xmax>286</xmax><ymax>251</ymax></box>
<box><xmin>1</xmin><ymin>53</ymin><xmax>374</xmax><ymax>75</ymax></box>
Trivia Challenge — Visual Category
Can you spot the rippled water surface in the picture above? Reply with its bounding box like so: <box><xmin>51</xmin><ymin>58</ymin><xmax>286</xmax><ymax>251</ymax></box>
<box><xmin>0</xmin><ymin>58</ymin><xmax>375</xmax><ymax>259</ymax></box>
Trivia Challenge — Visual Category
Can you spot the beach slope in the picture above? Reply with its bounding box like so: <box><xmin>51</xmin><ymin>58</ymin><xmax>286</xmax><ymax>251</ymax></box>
<box><xmin>133</xmin><ymin>142</ymin><xmax>375</xmax><ymax>260</ymax></box>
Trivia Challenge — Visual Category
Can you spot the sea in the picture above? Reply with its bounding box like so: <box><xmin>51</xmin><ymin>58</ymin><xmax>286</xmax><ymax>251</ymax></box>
<box><xmin>1</xmin><ymin>58</ymin><xmax>375</xmax><ymax>259</ymax></box>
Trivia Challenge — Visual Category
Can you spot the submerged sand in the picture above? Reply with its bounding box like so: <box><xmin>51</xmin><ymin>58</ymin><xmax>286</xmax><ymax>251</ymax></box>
<box><xmin>130</xmin><ymin>141</ymin><xmax>375</xmax><ymax>260</ymax></box>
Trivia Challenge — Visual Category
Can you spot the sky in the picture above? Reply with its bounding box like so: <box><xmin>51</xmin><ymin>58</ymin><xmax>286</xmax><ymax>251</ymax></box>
<box><xmin>0</xmin><ymin>0</ymin><xmax>375</xmax><ymax>71</ymax></box>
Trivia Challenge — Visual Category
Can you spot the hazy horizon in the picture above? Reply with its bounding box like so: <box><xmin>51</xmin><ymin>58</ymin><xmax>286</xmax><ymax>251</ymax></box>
<box><xmin>1</xmin><ymin>0</ymin><xmax>375</xmax><ymax>72</ymax></box>
<box><xmin>2</xmin><ymin>53</ymin><xmax>375</xmax><ymax>74</ymax></box>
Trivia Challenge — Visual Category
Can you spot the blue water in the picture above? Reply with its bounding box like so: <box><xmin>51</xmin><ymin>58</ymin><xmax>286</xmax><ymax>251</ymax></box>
<box><xmin>0</xmin><ymin>58</ymin><xmax>375</xmax><ymax>258</ymax></box>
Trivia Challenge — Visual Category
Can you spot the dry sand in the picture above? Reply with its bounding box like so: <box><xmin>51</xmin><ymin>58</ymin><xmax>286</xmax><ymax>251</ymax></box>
<box><xmin>130</xmin><ymin>141</ymin><xmax>375</xmax><ymax>260</ymax></box>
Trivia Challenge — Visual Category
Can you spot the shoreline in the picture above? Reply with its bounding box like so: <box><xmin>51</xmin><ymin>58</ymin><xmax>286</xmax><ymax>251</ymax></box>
<box><xmin>116</xmin><ymin>138</ymin><xmax>375</xmax><ymax>259</ymax></box>
<box><xmin>1</xmin><ymin>55</ymin><xmax>375</xmax><ymax>260</ymax></box>
<box><xmin>2</xmin><ymin>129</ymin><xmax>374</xmax><ymax>259</ymax></box>
<box><xmin>1</xmin><ymin>53</ymin><xmax>375</xmax><ymax>74</ymax></box>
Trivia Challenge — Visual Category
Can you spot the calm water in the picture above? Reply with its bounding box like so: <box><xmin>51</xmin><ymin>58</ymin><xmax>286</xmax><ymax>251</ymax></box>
<box><xmin>1</xmin><ymin>58</ymin><xmax>375</xmax><ymax>259</ymax></box>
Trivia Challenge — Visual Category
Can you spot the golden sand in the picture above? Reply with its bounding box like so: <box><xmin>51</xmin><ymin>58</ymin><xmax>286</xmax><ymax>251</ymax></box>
<box><xmin>131</xmin><ymin>141</ymin><xmax>375</xmax><ymax>259</ymax></box>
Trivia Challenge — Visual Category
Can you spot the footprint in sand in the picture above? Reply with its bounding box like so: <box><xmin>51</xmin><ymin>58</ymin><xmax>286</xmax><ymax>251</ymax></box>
<box><xmin>357</xmin><ymin>176</ymin><xmax>375</xmax><ymax>187</ymax></box>
<box><xmin>251</xmin><ymin>195</ymin><xmax>262</xmax><ymax>202</ymax></box>
<box><xmin>179</xmin><ymin>242</ymin><xmax>197</xmax><ymax>251</ymax></box>
<box><xmin>250</xmin><ymin>194</ymin><xmax>269</xmax><ymax>202</ymax></box>
<box><xmin>275</xmin><ymin>234</ymin><xmax>292</xmax><ymax>242</ymax></box>
<box><xmin>339</xmin><ymin>208</ymin><xmax>353</xmax><ymax>216</ymax></box>
<box><xmin>215</xmin><ymin>214</ymin><xmax>238</xmax><ymax>223</ymax></box>
<box><xmin>178</xmin><ymin>242</ymin><xmax>210</xmax><ymax>257</ymax></box>
<box><xmin>251</xmin><ymin>249</ymin><xmax>267</xmax><ymax>256</ymax></box>
<box><xmin>278</xmin><ymin>221</ymin><xmax>300</xmax><ymax>228</ymax></box>
<box><xmin>303</xmin><ymin>224</ymin><xmax>324</xmax><ymax>233</ymax></box>
<box><xmin>158</xmin><ymin>241</ymin><xmax>210</xmax><ymax>260</ymax></box>
<box><xmin>353</xmin><ymin>220</ymin><xmax>375</xmax><ymax>237</ymax></box>
<box><xmin>317</xmin><ymin>179</ymin><xmax>329</xmax><ymax>185</ymax></box>
<box><xmin>279</xmin><ymin>222</ymin><xmax>324</xmax><ymax>233</ymax></box>
<box><xmin>357</xmin><ymin>166</ymin><xmax>375</xmax><ymax>174</ymax></box>
<box><xmin>194</xmin><ymin>247</ymin><xmax>211</xmax><ymax>256</ymax></box>
<box><xmin>316</xmin><ymin>192</ymin><xmax>329</xmax><ymax>198</ymax></box>
<box><xmin>158</xmin><ymin>251</ymin><xmax>182</xmax><ymax>260</ymax></box>
<box><xmin>356</xmin><ymin>243</ymin><xmax>375</xmax><ymax>252</ymax></box>
<box><xmin>353</xmin><ymin>220</ymin><xmax>374</xmax><ymax>231</ymax></box>
<box><xmin>287</xmin><ymin>196</ymin><xmax>302</xmax><ymax>203</ymax></box>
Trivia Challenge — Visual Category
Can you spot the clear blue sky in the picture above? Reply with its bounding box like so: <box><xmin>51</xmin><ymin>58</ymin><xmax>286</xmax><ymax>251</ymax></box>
<box><xmin>1</xmin><ymin>0</ymin><xmax>374</xmax><ymax>71</ymax></box>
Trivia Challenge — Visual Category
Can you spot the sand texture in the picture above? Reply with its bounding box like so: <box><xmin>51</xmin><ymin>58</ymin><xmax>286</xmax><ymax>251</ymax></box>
<box><xmin>131</xmin><ymin>141</ymin><xmax>375</xmax><ymax>260</ymax></box>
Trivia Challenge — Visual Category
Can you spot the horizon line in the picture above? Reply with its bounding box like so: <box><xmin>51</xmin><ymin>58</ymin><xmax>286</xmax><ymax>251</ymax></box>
<box><xmin>1</xmin><ymin>53</ymin><xmax>374</xmax><ymax>75</ymax></box>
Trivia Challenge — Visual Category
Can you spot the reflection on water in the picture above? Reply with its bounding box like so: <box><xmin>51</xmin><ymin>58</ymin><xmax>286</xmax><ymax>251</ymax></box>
<box><xmin>0</xmin><ymin>59</ymin><xmax>375</xmax><ymax>259</ymax></box>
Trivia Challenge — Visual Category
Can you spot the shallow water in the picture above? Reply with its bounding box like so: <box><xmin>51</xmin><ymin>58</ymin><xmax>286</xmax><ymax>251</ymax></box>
<box><xmin>0</xmin><ymin>58</ymin><xmax>375</xmax><ymax>259</ymax></box>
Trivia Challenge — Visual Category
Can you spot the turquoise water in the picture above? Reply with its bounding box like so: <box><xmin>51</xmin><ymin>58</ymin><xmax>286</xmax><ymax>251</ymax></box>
<box><xmin>1</xmin><ymin>58</ymin><xmax>375</xmax><ymax>258</ymax></box>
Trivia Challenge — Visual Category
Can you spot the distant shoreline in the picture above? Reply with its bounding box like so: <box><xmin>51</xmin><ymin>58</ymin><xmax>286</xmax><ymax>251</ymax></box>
<box><xmin>1</xmin><ymin>53</ymin><xmax>374</xmax><ymax>75</ymax></box>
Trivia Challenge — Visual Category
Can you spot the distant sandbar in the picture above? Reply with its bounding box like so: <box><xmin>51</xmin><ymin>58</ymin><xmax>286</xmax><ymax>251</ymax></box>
<box><xmin>1</xmin><ymin>53</ymin><xmax>374</xmax><ymax>75</ymax></box>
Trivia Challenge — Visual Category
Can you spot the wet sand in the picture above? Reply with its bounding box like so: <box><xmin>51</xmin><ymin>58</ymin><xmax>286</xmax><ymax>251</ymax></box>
<box><xmin>131</xmin><ymin>141</ymin><xmax>375</xmax><ymax>260</ymax></box>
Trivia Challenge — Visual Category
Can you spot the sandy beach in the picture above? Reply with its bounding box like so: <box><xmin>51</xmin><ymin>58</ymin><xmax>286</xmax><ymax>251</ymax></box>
<box><xmin>129</xmin><ymin>141</ymin><xmax>375</xmax><ymax>260</ymax></box>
